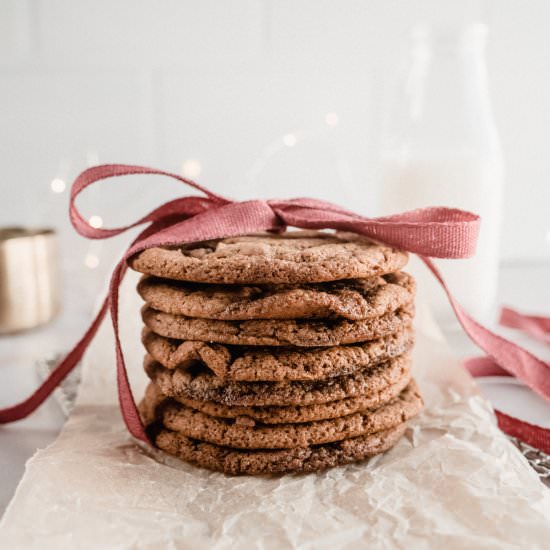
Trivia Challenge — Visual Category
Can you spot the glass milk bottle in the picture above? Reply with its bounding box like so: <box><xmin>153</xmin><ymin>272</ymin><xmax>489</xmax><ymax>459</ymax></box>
<box><xmin>381</xmin><ymin>23</ymin><xmax>504</xmax><ymax>326</ymax></box>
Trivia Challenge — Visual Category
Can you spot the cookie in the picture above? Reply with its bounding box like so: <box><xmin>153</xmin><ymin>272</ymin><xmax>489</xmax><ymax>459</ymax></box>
<box><xmin>142</xmin><ymin>304</ymin><xmax>414</xmax><ymax>347</ymax></box>
<box><xmin>137</xmin><ymin>271</ymin><xmax>415</xmax><ymax>321</ymax></box>
<box><xmin>144</xmin><ymin>353</ymin><xmax>411</xmax><ymax>407</ymax></box>
<box><xmin>129</xmin><ymin>231</ymin><xmax>408</xmax><ymax>285</ymax></box>
<box><xmin>154</xmin><ymin>423</ymin><xmax>407</xmax><ymax>475</ymax></box>
<box><xmin>160</xmin><ymin>380</ymin><xmax>422</xmax><ymax>449</ymax></box>
<box><xmin>142</xmin><ymin>369</ymin><xmax>411</xmax><ymax>424</ymax></box>
<box><xmin>142</xmin><ymin>326</ymin><xmax>414</xmax><ymax>381</ymax></box>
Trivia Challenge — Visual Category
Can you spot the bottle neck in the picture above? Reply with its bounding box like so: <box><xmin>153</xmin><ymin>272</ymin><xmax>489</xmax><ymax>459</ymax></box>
<box><xmin>407</xmin><ymin>30</ymin><xmax>491</xmax><ymax>118</ymax></box>
<box><xmin>408</xmin><ymin>23</ymin><xmax>489</xmax><ymax>92</ymax></box>
<box><xmin>383</xmin><ymin>22</ymin><xmax>500</xmax><ymax>160</ymax></box>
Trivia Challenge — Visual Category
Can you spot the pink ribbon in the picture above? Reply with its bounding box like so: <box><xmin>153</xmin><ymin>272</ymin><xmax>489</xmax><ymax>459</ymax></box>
<box><xmin>464</xmin><ymin>306</ymin><xmax>550</xmax><ymax>453</ymax></box>
<box><xmin>1</xmin><ymin>164</ymin><xmax>549</xmax><ymax>454</ymax></box>
<box><xmin>500</xmin><ymin>306</ymin><xmax>550</xmax><ymax>345</ymax></box>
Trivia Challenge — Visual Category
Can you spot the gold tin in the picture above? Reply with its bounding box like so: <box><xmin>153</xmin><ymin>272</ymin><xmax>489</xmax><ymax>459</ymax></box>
<box><xmin>0</xmin><ymin>227</ymin><xmax>60</xmax><ymax>334</ymax></box>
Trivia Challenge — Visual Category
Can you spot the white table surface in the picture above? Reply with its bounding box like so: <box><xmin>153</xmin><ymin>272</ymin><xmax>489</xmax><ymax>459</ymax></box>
<box><xmin>1</xmin><ymin>262</ymin><xmax>550</xmax><ymax>516</ymax></box>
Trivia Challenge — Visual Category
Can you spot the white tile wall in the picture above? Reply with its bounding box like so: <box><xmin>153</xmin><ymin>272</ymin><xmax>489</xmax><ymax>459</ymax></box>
<box><xmin>0</xmin><ymin>1</ymin><xmax>34</xmax><ymax>64</ymax></box>
<box><xmin>36</xmin><ymin>0</ymin><xmax>264</xmax><ymax>68</ymax></box>
<box><xmin>1</xmin><ymin>0</ymin><xmax>550</xmax><ymax>295</ymax></box>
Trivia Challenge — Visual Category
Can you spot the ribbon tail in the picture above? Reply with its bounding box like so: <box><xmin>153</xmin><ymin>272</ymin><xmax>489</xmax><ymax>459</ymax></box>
<box><xmin>495</xmin><ymin>410</ymin><xmax>550</xmax><ymax>455</ymax></box>
<box><xmin>0</xmin><ymin>297</ymin><xmax>109</xmax><ymax>423</ymax></box>
<box><xmin>421</xmin><ymin>256</ymin><xmax>550</xmax><ymax>452</ymax></box>
<box><xmin>420</xmin><ymin>256</ymin><xmax>550</xmax><ymax>401</ymax></box>
<box><xmin>463</xmin><ymin>356</ymin><xmax>512</xmax><ymax>378</ymax></box>
<box><xmin>464</xmin><ymin>356</ymin><xmax>550</xmax><ymax>452</ymax></box>
<box><xmin>0</xmin><ymin>257</ymin><xmax>149</xmax><ymax>444</ymax></box>
<box><xmin>500</xmin><ymin>306</ymin><xmax>550</xmax><ymax>344</ymax></box>
<box><xmin>108</xmin><ymin>261</ymin><xmax>149</xmax><ymax>443</ymax></box>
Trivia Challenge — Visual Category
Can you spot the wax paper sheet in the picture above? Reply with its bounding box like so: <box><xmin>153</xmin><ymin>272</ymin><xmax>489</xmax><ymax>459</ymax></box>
<box><xmin>1</xmin><ymin>272</ymin><xmax>550</xmax><ymax>549</ymax></box>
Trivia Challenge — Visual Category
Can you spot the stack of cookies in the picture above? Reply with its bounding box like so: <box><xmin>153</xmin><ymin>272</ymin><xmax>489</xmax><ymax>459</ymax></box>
<box><xmin>130</xmin><ymin>231</ymin><xmax>423</xmax><ymax>475</ymax></box>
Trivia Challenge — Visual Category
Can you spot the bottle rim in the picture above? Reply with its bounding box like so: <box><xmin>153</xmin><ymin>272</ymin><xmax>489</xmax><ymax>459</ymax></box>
<box><xmin>410</xmin><ymin>22</ymin><xmax>488</xmax><ymax>52</ymax></box>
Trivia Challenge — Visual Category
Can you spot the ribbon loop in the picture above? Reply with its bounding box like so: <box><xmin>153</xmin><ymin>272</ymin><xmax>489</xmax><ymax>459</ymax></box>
<box><xmin>270</xmin><ymin>201</ymin><xmax>481</xmax><ymax>258</ymax></box>
<box><xmin>70</xmin><ymin>164</ymin><xmax>230</xmax><ymax>239</ymax></box>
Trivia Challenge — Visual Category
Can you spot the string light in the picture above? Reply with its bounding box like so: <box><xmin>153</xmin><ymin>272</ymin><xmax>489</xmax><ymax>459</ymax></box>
<box><xmin>89</xmin><ymin>215</ymin><xmax>103</xmax><ymax>229</ymax></box>
<box><xmin>181</xmin><ymin>159</ymin><xmax>202</xmax><ymax>179</ymax></box>
<box><xmin>325</xmin><ymin>113</ymin><xmax>339</xmax><ymax>127</ymax></box>
<box><xmin>246</xmin><ymin>125</ymin><xmax>353</xmax><ymax>192</ymax></box>
<box><xmin>282</xmin><ymin>134</ymin><xmax>297</xmax><ymax>147</ymax></box>
<box><xmin>50</xmin><ymin>178</ymin><xmax>66</xmax><ymax>193</ymax></box>
<box><xmin>84</xmin><ymin>253</ymin><xmax>99</xmax><ymax>269</ymax></box>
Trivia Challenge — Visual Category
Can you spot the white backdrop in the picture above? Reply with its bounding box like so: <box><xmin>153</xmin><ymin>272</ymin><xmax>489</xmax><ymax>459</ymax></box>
<box><xmin>1</xmin><ymin>0</ymin><xmax>550</xmax><ymax>295</ymax></box>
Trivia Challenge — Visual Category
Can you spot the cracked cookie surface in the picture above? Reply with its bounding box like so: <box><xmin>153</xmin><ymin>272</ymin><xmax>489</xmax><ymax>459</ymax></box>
<box><xmin>157</xmin><ymin>380</ymin><xmax>422</xmax><ymax>449</ymax></box>
<box><xmin>142</xmin><ymin>326</ymin><xmax>414</xmax><ymax>381</ymax></box>
<box><xmin>144</xmin><ymin>353</ymin><xmax>411</xmax><ymax>407</ymax></box>
<box><xmin>142</xmin><ymin>304</ymin><xmax>414</xmax><ymax>347</ymax></box>
<box><xmin>154</xmin><ymin>423</ymin><xmax>408</xmax><ymax>475</ymax></box>
<box><xmin>140</xmin><ymin>372</ymin><xmax>411</xmax><ymax>425</ymax></box>
<box><xmin>129</xmin><ymin>230</ymin><xmax>408</xmax><ymax>285</ymax></box>
<box><xmin>137</xmin><ymin>271</ymin><xmax>415</xmax><ymax>321</ymax></box>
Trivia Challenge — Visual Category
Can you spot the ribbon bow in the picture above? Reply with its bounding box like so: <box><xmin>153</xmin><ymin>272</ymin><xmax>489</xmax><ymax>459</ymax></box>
<box><xmin>1</xmin><ymin>164</ymin><xmax>549</xmax><ymax>453</ymax></box>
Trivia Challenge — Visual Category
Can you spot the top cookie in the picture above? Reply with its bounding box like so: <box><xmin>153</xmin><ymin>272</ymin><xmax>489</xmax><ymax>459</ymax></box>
<box><xmin>128</xmin><ymin>231</ymin><xmax>408</xmax><ymax>284</ymax></box>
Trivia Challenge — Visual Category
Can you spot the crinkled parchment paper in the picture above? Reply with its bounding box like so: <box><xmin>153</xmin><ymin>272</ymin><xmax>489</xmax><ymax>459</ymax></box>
<box><xmin>1</xmin><ymin>272</ymin><xmax>550</xmax><ymax>549</ymax></box>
